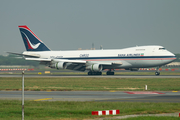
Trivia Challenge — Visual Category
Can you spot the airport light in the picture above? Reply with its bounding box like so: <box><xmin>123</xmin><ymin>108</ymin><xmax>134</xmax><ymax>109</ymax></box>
<box><xmin>145</xmin><ymin>85</ymin><xmax>147</xmax><ymax>91</ymax></box>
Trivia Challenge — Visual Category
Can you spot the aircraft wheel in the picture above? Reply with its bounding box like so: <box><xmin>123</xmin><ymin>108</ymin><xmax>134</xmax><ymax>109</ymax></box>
<box><xmin>155</xmin><ymin>72</ymin><xmax>160</xmax><ymax>76</ymax></box>
<box><xmin>88</xmin><ymin>72</ymin><xmax>92</xmax><ymax>75</ymax></box>
<box><xmin>95</xmin><ymin>72</ymin><xmax>102</xmax><ymax>75</ymax></box>
<box><xmin>91</xmin><ymin>72</ymin><xmax>95</xmax><ymax>75</ymax></box>
<box><xmin>88</xmin><ymin>71</ymin><xmax>102</xmax><ymax>75</ymax></box>
<box><xmin>106</xmin><ymin>71</ymin><xmax>114</xmax><ymax>75</ymax></box>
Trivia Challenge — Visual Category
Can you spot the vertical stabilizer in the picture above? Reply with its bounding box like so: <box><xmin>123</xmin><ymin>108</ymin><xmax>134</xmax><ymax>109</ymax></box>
<box><xmin>19</xmin><ymin>25</ymin><xmax>51</xmax><ymax>51</ymax></box>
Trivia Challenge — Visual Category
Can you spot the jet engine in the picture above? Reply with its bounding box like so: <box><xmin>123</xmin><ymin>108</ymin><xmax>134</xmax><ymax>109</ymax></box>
<box><xmin>50</xmin><ymin>62</ymin><xmax>67</xmax><ymax>69</ymax></box>
<box><xmin>56</xmin><ymin>62</ymin><xmax>67</xmax><ymax>69</ymax></box>
<box><xmin>86</xmin><ymin>64</ymin><xmax>103</xmax><ymax>71</ymax></box>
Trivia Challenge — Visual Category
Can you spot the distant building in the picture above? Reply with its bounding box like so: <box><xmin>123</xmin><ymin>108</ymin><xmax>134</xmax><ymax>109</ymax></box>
<box><xmin>91</xmin><ymin>48</ymin><xmax>95</xmax><ymax>50</ymax></box>
<box><xmin>164</xmin><ymin>62</ymin><xmax>180</xmax><ymax>67</ymax></box>
<box><xmin>78</xmin><ymin>48</ymin><xmax>82</xmax><ymax>50</ymax></box>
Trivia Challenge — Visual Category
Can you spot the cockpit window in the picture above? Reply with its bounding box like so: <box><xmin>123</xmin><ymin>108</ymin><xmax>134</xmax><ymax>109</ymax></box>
<box><xmin>159</xmin><ymin>48</ymin><xmax>166</xmax><ymax>50</ymax></box>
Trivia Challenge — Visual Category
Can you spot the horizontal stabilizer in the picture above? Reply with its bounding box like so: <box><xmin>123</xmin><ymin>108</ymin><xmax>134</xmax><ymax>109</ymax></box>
<box><xmin>7</xmin><ymin>52</ymin><xmax>40</xmax><ymax>58</ymax></box>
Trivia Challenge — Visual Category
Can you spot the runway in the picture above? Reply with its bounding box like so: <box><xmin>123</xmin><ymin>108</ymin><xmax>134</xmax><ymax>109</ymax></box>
<box><xmin>0</xmin><ymin>74</ymin><xmax>180</xmax><ymax>78</ymax></box>
<box><xmin>1</xmin><ymin>73</ymin><xmax>179</xmax><ymax>102</ymax></box>
<box><xmin>0</xmin><ymin>91</ymin><xmax>180</xmax><ymax>102</ymax></box>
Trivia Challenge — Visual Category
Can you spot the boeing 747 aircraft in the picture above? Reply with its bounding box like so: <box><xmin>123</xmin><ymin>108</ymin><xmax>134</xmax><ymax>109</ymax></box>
<box><xmin>8</xmin><ymin>25</ymin><xmax>176</xmax><ymax>75</ymax></box>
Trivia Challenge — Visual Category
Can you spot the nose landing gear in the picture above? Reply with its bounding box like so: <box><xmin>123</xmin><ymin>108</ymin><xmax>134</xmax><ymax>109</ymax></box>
<box><xmin>155</xmin><ymin>71</ymin><xmax>160</xmax><ymax>75</ymax></box>
<box><xmin>155</xmin><ymin>66</ymin><xmax>160</xmax><ymax>76</ymax></box>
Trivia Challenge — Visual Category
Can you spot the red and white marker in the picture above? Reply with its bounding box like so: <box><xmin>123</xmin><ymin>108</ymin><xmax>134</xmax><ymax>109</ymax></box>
<box><xmin>92</xmin><ymin>110</ymin><xmax>120</xmax><ymax>115</ymax></box>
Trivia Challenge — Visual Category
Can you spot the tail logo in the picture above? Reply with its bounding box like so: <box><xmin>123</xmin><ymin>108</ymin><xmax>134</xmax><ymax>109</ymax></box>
<box><xmin>21</xmin><ymin>31</ymin><xmax>41</xmax><ymax>49</ymax></box>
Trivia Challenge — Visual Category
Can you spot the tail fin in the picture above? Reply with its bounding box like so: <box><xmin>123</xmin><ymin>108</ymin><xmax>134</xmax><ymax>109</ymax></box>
<box><xmin>18</xmin><ymin>25</ymin><xmax>51</xmax><ymax>51</ymax></box>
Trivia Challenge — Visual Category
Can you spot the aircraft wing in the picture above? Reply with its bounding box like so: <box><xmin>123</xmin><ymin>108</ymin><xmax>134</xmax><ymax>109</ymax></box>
<box><xmin>25</xmin><ymin>58</ymin><xmax>122</xmax><ymax>71</ymax></box>
<box><xmin>25</xmin><ymin>58</ymin><xmax>86</xmax><ymax>63</ymax></box>
<box><xmin>25</xmin><ymin>58</ymin><xmax>87</xmax><ymax>71</ymax></box>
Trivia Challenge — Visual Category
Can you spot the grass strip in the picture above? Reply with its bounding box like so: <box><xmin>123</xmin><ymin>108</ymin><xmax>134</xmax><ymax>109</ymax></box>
<box><xmin>121</xmin><ymin>116</ymin><xmax>180</xmax><ymax>120</ymax></box>
<box><xmin>0</xmin><ymin>100</ymin><xmax>180</xmax><ymax>120</ymax></box>
<box><xmin>0</xmin><ymin>77</ymin><xmax>180</xmax><ymax>91</ymax></box>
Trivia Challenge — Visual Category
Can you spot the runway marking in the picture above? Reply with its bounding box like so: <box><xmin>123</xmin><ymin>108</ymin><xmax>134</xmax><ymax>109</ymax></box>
<box><xmin>125</xmin><ymin>92</ymin><xmax>164</xmax><ymax>94</ymax></box>
<box><xmin>46</xmin><ymin>90</ymin><xmax>52</xmax><ymax>92</ymax></box>
<box><xmin>103</xmin><ymin>98</ymin><xmax>180</xmax><ymax>101</ymax></box>
<box><xmin>172</xmin><ymin>91</ymin><xmax>178</xmax><ymax>92</ymax></box>
<box><xmin>110</xmin><ymin>90</ymin><xmax>116</xmax><ymax>92</ymax></box>
<box><xmin>34</xmin><ymin>98</ymin><xmax>52</xmax><ymax>101</ymax></box>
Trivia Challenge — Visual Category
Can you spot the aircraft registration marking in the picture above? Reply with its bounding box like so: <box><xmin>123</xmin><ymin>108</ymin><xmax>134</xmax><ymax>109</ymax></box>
<box><xmin>80</xmin><ymin>54</ymin><xmax>89</xmax><ymax>57</ymax></box>
<box><xmin>118</xmin><ymin>53</ymin><xmax>144</xmax><ymax>57</ymax></box>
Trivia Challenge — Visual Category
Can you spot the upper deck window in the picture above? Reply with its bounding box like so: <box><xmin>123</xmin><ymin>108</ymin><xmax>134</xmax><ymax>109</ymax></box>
<box><xmin>159</xmin><ymin>48</ymin><xmax>166</xmax><ymax>50</ymax></box>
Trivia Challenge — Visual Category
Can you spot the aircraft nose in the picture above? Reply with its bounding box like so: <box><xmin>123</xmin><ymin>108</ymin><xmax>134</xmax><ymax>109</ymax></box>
<box><xmin>169</xmin><ymin>52</ymin><xmax>176</xmax><ymax>61</ymax></box>
<box><xmin>171</xmin><ymin>52</ymin><xmax>176</xmax><ymax>57</ymax></box>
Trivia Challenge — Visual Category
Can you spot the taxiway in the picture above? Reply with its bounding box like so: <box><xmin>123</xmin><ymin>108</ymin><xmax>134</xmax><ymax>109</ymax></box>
<box><xmin>0</xmin><ymin>91</ymin><xmax>179</xmax><ymax>102</ymax></box>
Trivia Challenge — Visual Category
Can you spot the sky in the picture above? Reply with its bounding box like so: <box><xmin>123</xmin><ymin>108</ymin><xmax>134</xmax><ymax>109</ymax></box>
<box><xmin>0</xmin><ymin>0</ymin><xmax>180</xmax><ymax>55</ymax></box>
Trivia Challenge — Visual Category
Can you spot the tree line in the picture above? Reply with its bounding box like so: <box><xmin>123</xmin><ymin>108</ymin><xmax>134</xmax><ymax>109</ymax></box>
<box><xmin>174</xmin><ymin>54</ymin><xmax>180</xmax><ymax>62</ymax></box>
<box><xmin>0</xmin><ymin>55</ymin><xmax>39</xmax><ymax>66</ymax></box>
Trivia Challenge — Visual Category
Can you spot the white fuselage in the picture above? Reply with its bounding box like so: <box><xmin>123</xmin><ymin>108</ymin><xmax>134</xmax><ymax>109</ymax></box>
<box><xmin>23</xmin><ymin>45</ymin><xmax>176</xmax><ymax>69</ymax></box>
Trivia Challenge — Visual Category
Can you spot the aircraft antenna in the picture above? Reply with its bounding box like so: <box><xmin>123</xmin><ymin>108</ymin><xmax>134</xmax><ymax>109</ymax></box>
<box><xmin>92</xmin><ymin>43</ymin><xmax>95</xmax><ymax>50</ymax></box>
<box><xmin>100</xmin><ymin>45</ymin><xmax>103</xmax><ymax>50</ymax></box>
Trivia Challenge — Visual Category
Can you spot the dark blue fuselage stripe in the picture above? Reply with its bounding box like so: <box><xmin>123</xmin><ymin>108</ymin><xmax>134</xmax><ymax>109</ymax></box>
<box><xmin>57</xmin><ymin>56</ymin><xmax>176</xmax><ymax>60</ymax></box>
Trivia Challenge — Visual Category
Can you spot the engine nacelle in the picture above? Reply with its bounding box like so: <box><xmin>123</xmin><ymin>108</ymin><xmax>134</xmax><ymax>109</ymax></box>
<box><xmin>56</xmin><ymin>62</ymin><xmax>67</xmax><ymax>69</ymax></box>
<box><xmin>50</xmin><ymin>62</ymin><xmax>67</xmax><ymax>69</ymax></box>
<box><xmin>86</xmin><ymin>64</ymin><xmax>103</xmax><ymax>71</ymax></box>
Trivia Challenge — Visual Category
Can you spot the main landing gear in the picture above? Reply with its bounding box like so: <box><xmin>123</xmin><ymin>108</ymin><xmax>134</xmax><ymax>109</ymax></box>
<box><xmin>155</xmin><ymin>66</ymin><xmax>160</xmax><ymax>76</ymax></box>
<box><xmin>106</xmin><ymin>69</ymin><xmax>114</xmax><ymax>75</ymax></box>
<box><xmin>88</xmin><ymin>71</ymin><xmax>102</xmax><ymax>75</ymax></box>
<box><xmin>87</xmin><ymin>69</ymin><xmax>115</xmax><ymax>75</ymax></box>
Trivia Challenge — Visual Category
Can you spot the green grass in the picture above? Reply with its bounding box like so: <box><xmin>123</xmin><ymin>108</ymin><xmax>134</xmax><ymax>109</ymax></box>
<box><xmin>0</xmin><ymin>100</ymin><xmax>180</xmax><ymax>120</ymax></box>
<box><xmin>121</xmin><ymin>116</ymin><xmax>180</xmax><ymax>120</ymax></box>
<box><xmin>0</xmin><ymin>77</ymin><xmax>180</xmax><ymax>91</ymax></box>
